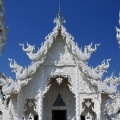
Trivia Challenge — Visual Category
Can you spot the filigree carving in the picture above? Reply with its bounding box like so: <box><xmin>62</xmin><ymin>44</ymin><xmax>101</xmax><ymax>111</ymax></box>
<box><xmin>85</xmin><ymin>112</ymin><xmax>93</xmax><ymax>120</ymax></box>
<box><xmin>56</xmin><ymin>77</ymin><xmax>63</xmax><ymax>85</ymax></box>
<box><xmin>24</xmin><ymin>99</ymin><xmax>36</xmax><ymax>112</ymax></box>
<box><xmin>105</xmin><ymin>92</ymin><xmax>120</xmax><ymax>119</ymax></box>
<box><xmin>80</xmin><ymin>59</ymin><xmax>111</xmax><ymax>80</ymax></box>
<box><xmin>0</xmin><ymin>73</ymin><xmax>31</xmax><ymax>99</ymax></box>
<box><xmin>47</xmin><ymin>73</ymin><xmax>71</xmax><ymax>85</ymax></box>
<box><xmin>8</xmin><ymin>58</ymin><xmax>42</xmax><ymax>80</ymax></box>
<box><xmin>100</xmin><ymin>75</ymin><xmax>120</xmax><ymax>94</ymax></box>
<box><xmin>75</xmin><ymin>43</ymin><xmax>100</xmax><ymax>61</ymax></box>
<box><xmin>81</xmin><ymin>99</ymin><xmax>96</xmax><ymax>120</ymax></box>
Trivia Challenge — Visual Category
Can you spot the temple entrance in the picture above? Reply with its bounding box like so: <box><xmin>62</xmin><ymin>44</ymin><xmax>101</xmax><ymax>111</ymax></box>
<box><xmin>52</xmin><ymin>110</ymin><xmax>66</xmax><ymax>120</ymax></box>
<box><xmin>43</xmin><ymin>74</ymin><xmax>75</xmax><ymax>120</ymax></box>
<box><xmin>34</xmin><ymin>115</ymin><xmax>38</xmax><ymax>120</ymax></box>
<box><xmin>81</xmin><ymin>115</ymin><xmax>85</xmax><ymax>120</ymax></box>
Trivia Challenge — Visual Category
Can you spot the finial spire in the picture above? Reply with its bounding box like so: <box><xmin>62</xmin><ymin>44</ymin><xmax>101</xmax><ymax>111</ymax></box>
<box><xmin>58</xmin><ymin>0</ymin><xmax>61</xmax><ymax>18</ymax></box>
<box><xmin>58</xmin><ymin>0</ymin><xmax>60</xmax><ymax>13</ymax></box>
<box><xmin>53</xmin><ymin>0</ymin><xmax>66</xmax><ymax>27</ymax></box>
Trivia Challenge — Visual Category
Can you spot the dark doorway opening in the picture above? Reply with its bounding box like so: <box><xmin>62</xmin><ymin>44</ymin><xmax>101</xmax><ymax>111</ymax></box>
<box><xmin>34</xmin><ymin>115</ymin><xmax>38</xmax><ymax>120</ymax></box>
<box><xmin>52</xmin><ymin>110</ymin><xmax>66</xmax><ymax>120</ymax></box>
<box><xmin>81</xmin><ymin>115</ymin><xmax>85</xmax><ymax>120</ymax></box>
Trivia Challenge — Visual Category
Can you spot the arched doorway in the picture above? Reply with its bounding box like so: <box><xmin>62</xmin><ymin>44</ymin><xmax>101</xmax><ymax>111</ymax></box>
<box><xmin>43</xmin><ymin>73</ymin><xmax>75</xmax><ymax>120</ymax></box>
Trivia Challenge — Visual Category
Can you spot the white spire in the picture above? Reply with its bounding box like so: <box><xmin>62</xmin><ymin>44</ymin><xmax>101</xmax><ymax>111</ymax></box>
<box><xmin>53</xmin><ymin>0</ymin><xmax>66</xmax><ymax>27</ymax></box>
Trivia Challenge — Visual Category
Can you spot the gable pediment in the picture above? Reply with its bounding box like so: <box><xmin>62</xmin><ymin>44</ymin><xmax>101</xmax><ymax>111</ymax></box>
<box><xmin>44</xmin><ymin>33</ymin><xmax>76</xmax><ymax>65</ymax></box>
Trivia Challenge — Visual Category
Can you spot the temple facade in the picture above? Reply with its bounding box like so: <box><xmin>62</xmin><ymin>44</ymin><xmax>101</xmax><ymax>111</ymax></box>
<box><xmin>0</xmin><ymin>1</ymin><xmax>120</xmax><ymax>120</ymax></box>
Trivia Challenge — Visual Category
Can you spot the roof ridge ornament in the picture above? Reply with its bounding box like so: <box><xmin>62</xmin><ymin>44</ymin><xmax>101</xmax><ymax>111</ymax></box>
<box><xmin>53</xmin><ymin>0</ymin><xmax>66</xmax><ymax>28</ymax></box>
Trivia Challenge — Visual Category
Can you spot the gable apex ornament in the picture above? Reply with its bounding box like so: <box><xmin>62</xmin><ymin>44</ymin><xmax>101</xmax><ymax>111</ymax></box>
<box><xmin>54</xmin><ymin>1</ymin><xmax>66</xmax><ymax>28</ymax></box>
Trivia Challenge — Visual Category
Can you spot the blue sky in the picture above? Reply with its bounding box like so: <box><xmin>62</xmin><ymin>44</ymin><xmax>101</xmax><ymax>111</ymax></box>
<box><xmin>0</xmin><ymin>0</ymin><xmax>120</xmax><ymax>89</ymax></box>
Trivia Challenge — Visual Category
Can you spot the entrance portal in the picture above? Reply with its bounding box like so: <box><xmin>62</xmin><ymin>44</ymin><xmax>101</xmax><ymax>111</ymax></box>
<box><xmin>81</xmin><ymin>115</ymin><xmax>85</xmax><ymax>120</ymax></box>
<box><xmin>52</xmin><ymin>110</ymin><xmax>66</xmax><ymax>120</ymax></box>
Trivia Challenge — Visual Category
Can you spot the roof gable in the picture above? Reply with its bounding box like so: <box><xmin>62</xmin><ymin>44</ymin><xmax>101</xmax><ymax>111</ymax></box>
<box><xmin>1</xmin><ymin>11</ymin><xmax>120</xmax><ymax>98</ymax></box>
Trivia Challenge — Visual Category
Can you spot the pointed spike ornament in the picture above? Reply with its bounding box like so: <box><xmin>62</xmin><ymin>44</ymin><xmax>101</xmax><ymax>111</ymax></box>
<box><xmin>53</xmin><ymin>0</ymin><xmax>66</xmax><ymax>28</ymax></box>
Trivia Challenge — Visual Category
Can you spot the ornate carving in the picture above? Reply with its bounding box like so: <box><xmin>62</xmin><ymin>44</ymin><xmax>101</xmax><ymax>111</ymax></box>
<box><xmin>85</xmin><ymin>112</ymin><xmax>93</xmax><ymax>120</ymax></box>
<box><xmin>56</xmin><ymin>77</ymin><xmax>63</xmax><ymax>85</ymax></box>
<box><xmin>79</xmin><ymin>59</ymin><xmax>111</xmax><ymax>80</ymax></box>
<box><xmin>75</xmin><ymin>43</ymin><xmax>100</xmax><ymax>61</ymax></box>
<box><xmin>47</xmin><ymin>72</ymin><xmax>70</xmax><ymax>84</ymax></box>
<box><xmin>8</xmin><ymin>58</ymin><xmax>42</xmax><ymax>80</ymax></box>
<box><xmin>81</xmin><ymin>99</ymin><xmax>96</xmax><ymax>120</ymax></box>
<box><xmin>24</xmin><ymin>99</ymin><xmax>36</xmax><ymax>112</ymax></box>
<box><xmin>105</xmin><ymin>92</ymin><xmax>120</xmax><ymax>119</ymax></box>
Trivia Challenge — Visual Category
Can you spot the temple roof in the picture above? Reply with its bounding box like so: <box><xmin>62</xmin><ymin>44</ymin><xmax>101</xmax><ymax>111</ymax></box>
<box><xmin>0</xmin><ymin>6</ymin><xmax>120</xmax><ymax>98</ymax></box>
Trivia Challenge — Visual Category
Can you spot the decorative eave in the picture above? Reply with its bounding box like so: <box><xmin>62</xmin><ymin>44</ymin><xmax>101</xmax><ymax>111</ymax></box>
<box><xmin>19</xmin><ymin>10</ymin><xmax>100</xmax><ymax>63</ymax></box>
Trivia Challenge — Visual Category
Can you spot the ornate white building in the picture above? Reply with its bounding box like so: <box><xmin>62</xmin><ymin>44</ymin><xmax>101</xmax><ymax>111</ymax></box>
<box><xmin>0</xmin><ymin>1</ymin><xmax>120</xmax><ymax>120</ymax></box>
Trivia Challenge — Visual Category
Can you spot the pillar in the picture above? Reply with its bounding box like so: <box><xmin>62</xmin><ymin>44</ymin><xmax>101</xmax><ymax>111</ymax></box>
<box><xmin>75</xmin><ymin>91</ymin><xmax>80</xmax><ymax>120</ymax></box>
<box><xmin>96</xmin><ymin>93</ymin><xmax>101</xmax><ymax>120</ymax></box>
<box><xmin>38</xmin><ymin>96</ymin><xmax>43</xmax><ymax>120</ymax></box>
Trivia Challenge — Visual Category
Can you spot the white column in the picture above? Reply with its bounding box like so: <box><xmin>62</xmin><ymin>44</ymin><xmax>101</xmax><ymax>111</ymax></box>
<box><xmin>75</xmin><ymin>92</ymin><xmax>80</xmax><ymax>120</ymax></box>
<box><xmin>38</xmin><ymin>95</ymin><xmax>43</xmax><ymax>120</ymax></box>
<box><xmin>96</xmin><ymin>111</ymin><xmax>101</xmax><ymax>120</ymax></box>
<box><xmin>76</xmin><ymin>64</ymin><xmax>80</xmax><ymax>120</ymax></box>
<box><xmin>96</xmin><ymin>93</ymin><xmax>101</xmax><ymax>120</ymax></box>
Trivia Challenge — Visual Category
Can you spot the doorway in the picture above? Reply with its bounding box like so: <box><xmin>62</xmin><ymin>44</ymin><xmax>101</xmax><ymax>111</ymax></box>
<box><xmin>81</xmin><ymin>115</ymin><xmax>85</xmax><ymax>120</ymax></box>
<box><xmin>34</xmin><ymin>115</ymin><xmax>38</xmax><ymax>120</ymax></box>
<box><xmin>52</xmin><ymin>110</ymin><xmax>66</xmax><ymax>120</ymax></box>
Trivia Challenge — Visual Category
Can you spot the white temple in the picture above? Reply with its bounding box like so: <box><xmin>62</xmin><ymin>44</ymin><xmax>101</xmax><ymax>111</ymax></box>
<box><xmin>0</xmin><ymin>1</ymin><xmax>120</xmax><ymax>120</ymax></box>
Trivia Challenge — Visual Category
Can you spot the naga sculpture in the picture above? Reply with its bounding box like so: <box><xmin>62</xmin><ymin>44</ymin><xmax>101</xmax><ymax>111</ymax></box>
<box><xmin>80</xmin><ymin>59</ymin><xmax>111</xmax><ymax>80</ymax></box>
<box><xmin>8</xmin><ymin>58</ymin><xmax>42</xmax><ymax>80</ymax></box>
<box><xmin>101</xmin><ymin>74</ymin><xmax>120</xmax><ymax>94</ymax></box>
<box><xmin>0</xmin><ymin>74</ymin><xmax>31</xmax><ymax>99</ymax></box>
<box><xmin>89</xmin><ymin>59</ymin><xmax>110</xmax><ymax>80</ymax></box>
<box><xmin>19</xmin><ymin>43</ymin><xmax>41</xmax><ymax>61</ymax></box>
<box><xmin>75</xmin><ymin>43</ymin><xmax>100</xmax><ymax>61</ymax></box>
